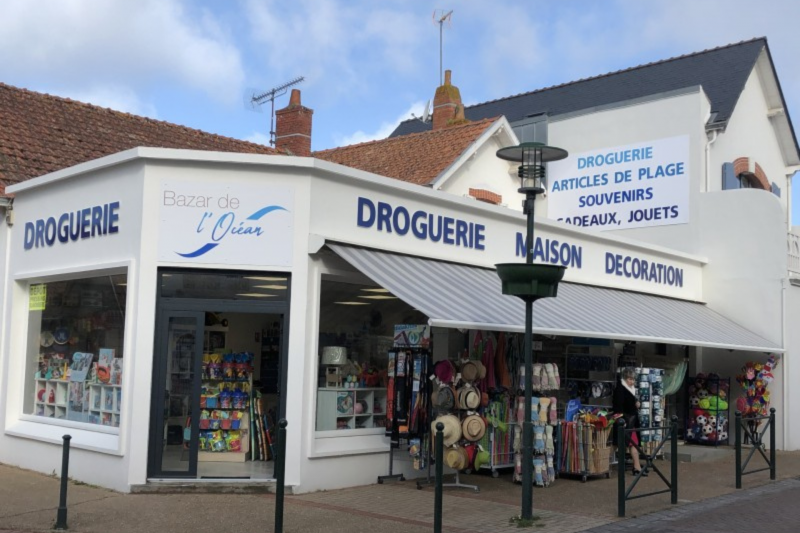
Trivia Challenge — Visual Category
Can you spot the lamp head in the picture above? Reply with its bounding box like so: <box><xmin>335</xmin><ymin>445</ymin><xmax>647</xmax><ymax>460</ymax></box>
<box><xmin>496</xmin><ymin>142</ymin><xmax>568</xmax><ymax>196</ymax></box>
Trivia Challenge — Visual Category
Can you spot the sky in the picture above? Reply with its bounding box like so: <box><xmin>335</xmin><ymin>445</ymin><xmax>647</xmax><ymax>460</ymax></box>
<box><xmin>2</xmin><ymin>0</ymin><xmax>800</xmax><ymax>218</ymax></box>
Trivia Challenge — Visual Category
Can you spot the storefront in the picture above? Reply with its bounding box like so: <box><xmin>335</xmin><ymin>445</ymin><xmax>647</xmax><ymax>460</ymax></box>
<box><xmin>0</xmin><ymin>145</ymin><xmax>783</xmax><ymax>493</ymax></box>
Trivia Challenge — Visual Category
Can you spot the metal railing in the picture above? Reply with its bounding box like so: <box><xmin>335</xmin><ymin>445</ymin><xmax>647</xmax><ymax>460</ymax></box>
<box><xmin>616</xmin><ymin>416</ymin><xmax>678</xmax><ymax>518</ymax></box>
<box><xmin>788</xmin><ymin>232</ymin><xmax>800</xmax><ymax>276</ymax></box>
<box><xmin>735</xmin><ymin>409</ymin><xmax>776</xmax><ymax>488</ymax></box>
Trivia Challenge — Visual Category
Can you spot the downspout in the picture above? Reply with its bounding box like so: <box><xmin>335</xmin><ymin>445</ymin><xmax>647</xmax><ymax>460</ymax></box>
<box><xmin>705</xmin><ymin>130</ymin><xmax>719</xmax><ymax>192</ymax></box>
<box><xmin>782</xmin><ymin>277</ymin><xmax>788</xmax><ymax>450</ymax></box>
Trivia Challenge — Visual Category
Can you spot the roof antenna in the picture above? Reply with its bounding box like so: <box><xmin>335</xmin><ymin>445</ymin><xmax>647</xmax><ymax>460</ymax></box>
<box><xmin>433</xmin><ymin>9</ymin><xmax>453</xmax><ymax>86</ymax></box>
<box><xmin>411</xmin><ymin>99</ymin><xmax>432</xmax><ymax>124</ymax></box>
<box><xmin>247</xmin><ymin>76</ymin><xmax>305</xmax><ymax>146</ymax></box>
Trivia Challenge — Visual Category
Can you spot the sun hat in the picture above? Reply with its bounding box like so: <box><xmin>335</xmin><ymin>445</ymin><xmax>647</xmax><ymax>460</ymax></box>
<box><xmin>460</xmin><ymin>361</ymin><xmax>479</xmax><ymax>382</ymax></box>
<box><xmin>432</xmin><ymin>385</ymin><xmax>456</xmax><ymax>411</ymax></box>
<box><xmin>432</xmin><ymin>414</ymin><xmax>462</xmax><ymax>446</ymax></box>
<box><xmin>474</xmin><ymin>449</ymin><xmax>490</xmax><ymax>471</ymax></box>
<box><xmin>433</xmin><ymin>360</ymin><xmax>455</xmax><ymax>383</ymax></box>
<box><xmin>474</xmin><ymin>360</ymin><xmax>487</xmax><ymax>380</ymax></box>
<box><xmin>461</xmin><ymin>414</ymin><xmax>486</xmax><ymax>442</ymax></box>
<box><xmin>456</xmin><ymin>386</ymin><xmax>481</xmax><ymax>410</ymax></box>
<box><xmin>444</xmin><ymin>446</ymin><xmax>469</xmax><ymax>470</ymax></box>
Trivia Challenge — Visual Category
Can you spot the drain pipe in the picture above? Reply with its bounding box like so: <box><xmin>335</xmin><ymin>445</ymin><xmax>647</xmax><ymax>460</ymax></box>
<box><xmin>705</xmin><ymin>130</ymin><xmax>719</xmax><ymax>192</ymax></box>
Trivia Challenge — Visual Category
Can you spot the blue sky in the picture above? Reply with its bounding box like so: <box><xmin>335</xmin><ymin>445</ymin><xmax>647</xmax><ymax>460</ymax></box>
<box><xmin>2</xmin><ymin>0</ymin><xmax>799</xmax><ymax>219</ymax></box>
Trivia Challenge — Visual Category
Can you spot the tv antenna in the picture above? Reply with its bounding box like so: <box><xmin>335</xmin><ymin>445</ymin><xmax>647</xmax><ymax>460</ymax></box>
<box><xmin>433</xmin><ymin>9</ymin><xmax>453</xmax><ymax>86</ymax></box>
<box><xmin>248</xmin><ymin>76</ymin><xmax>305</xmax><ymax>146</ymax></box>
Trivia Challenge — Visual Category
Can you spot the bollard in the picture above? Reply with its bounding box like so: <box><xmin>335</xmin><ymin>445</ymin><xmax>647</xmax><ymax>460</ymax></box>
<box><xmin>54</xmin><ymin>434</ymin><xmax>71</xmax><ymax>530</ymax></box>
<box><xmin>434</xmin><ymin>422</ymin><xmax>444</xmax><ymax>533</ymax></box>
<box><xmin>670</xmin><ymin>416</ymin><xmax>678</xmax><ymax>504</ymax></box>
<box><xmin>274</xmin><ymin>419</ymin><xmax>288</xmax><ymax>533</ymax></box>
<box><xmin>616</xmin><ymin>419</ymin><xmax>626</xmax><ymax>518</ymax></box>
<box><xmin>735</xmin><ymin>411</ymin><xmax>742</xmax><ymax>489</ymax></box>
<box><xmin>770</xmin><ymin>408</ymin><xmax>776</xmax><ymax>481</ymax></box>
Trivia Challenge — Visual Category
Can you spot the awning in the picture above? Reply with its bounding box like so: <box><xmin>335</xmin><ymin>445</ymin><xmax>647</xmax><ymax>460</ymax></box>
<box><xmin>328</xmin><ymin>244</ymin><xmax>782</xmax><ymax>353</ymax></box>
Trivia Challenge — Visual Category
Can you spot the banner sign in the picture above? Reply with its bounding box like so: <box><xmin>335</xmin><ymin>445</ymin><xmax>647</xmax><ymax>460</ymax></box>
<box><xmin>546</xmin><ymin>136</ymin><xmax>690</xmax><ymax>231</ymax></box>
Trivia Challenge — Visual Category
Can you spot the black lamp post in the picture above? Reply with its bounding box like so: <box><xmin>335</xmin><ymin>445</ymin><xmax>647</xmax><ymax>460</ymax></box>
<box><xmin>495</xmin><ymin>142</ymin><xmax>568</xmax><ymax>520</ymax></box>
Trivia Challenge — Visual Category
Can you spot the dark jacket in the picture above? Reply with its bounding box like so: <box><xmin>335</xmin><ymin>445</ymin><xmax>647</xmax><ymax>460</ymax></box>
<box><xmin>612</xmin><ymin>381</ymin><xmax>639</xmax><ymax>445</ymax></box>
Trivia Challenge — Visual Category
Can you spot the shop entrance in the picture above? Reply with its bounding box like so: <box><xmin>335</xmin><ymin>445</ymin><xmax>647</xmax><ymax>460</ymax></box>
<box><xmin>147</xmin><ymin>270</ymin><xmax>289</xmax><ymax>481</ymax></box>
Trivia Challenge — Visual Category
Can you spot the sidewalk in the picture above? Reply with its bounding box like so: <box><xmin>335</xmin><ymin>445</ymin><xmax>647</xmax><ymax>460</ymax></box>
<box><xmin>2</xmin><ymin>451</ymin><xmax>799</xmax><ymax>533</ymax></box>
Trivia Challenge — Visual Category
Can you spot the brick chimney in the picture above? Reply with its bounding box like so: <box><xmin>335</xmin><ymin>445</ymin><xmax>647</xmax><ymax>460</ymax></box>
<box><xmin>432</xmin><ymin>70</ymin><xmax>467</xmax><ymax>130</ymax></box>
<box><xmin>275</xmin><ymin>89</ymin><xmax>313</xmax><ymax>156</ymax></box>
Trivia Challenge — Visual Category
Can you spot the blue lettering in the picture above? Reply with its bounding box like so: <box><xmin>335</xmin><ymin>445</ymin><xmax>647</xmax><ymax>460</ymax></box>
<box><xmin>393</xmin><ymin>206</ymin><xmax>410</xmax><ymax>236</ymax></box>
<box><xmin>211</xmin><ymin>212</ymin><xmax>233</xmax><ymax>241</ymax></box>
<box><xmin>44</xmin><ymin>217</ymin><xmax>56</xmax><ymax>246</ymax></box>
<box><xmin>377</xmin><ymin>202</ymin><xmax>392</xmax><ymax>232</ymax></box>
<box><xmin>474</xmin><ymin>224</ymin><xmax>485</xmax><ymax>251</ymax></box>
<box><xmin>24</xmin><ymin>222</ymin><xmax>34</xmax><ymax>250</ymax></box>
<box><xmin>443</xmin><ymin>217</ymin><xmax>455</xmax><ymax>245</ymax></box>
<box><xmin>455</xmin><ymin>220</ymin><xmax>468</xmax><ymax>247</ymax></box>
<box><xmin>57</xmin><ymin>214</ymin><xmax>69</xmax><ymax>243</ymax></box>
<box><xmin>91</xmin><ymin>206</ymin><xmax>103</xmax><ymax>237</ymax></box>
<box><xmin>411</xmin><ymin>211</ymin><xmax>427</xmax><ymax>239</ymax></box>
<box><xmin>357</xmin><ymin>197</ymin><xmax>375</xmax><ymax>228</ymax></box>
<box><xmin>80</xmin><ymin>208</ymin><xmax>91</xmax><ymax>239</ymax></box>
<box><xmin>108</xmin><ymin>202</ymin><xmax>120</xmax><ymax>234</ymax></box>
<box><xmin>35</xmin><ymin>219</ymin><xmax>45</xmax><ymax>248</ymax></box>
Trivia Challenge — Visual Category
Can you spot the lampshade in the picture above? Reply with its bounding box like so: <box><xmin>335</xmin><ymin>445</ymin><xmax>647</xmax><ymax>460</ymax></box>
<box><xmin>321</xmin><ymin>346</ymin><xmax>348</xmax><ymax>365</ymax></box>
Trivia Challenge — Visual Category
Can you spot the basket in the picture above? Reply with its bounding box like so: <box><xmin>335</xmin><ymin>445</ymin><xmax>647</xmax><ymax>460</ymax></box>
<box><xmin>206</xmin><ymin>396</ymin><xmax>218</xmax><ymax>408</ymax></box>
<box><xmin>199</xmin><ymin>419</ymin><xmax>210</xmax><ymax>429</ymax></box>
<box><xmin>590</xmin><ymin>448</ymin><xmax>611</xmax><ymax>474</ymax></box>
<box><xmin>231</xmin><ymin>419</ymin><xmax>241</xmax><ymax>430</ymax></box>
<box><xmin>220</xmin><ymin>419</ymin><xmax>231</xmax><ymax>430</ymax></box>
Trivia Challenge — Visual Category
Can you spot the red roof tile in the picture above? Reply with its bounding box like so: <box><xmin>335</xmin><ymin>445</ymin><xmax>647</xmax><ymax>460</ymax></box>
<box><xmin>0</xmin><ymin>82</ymin><xmax>278</xmax><ymax>194</ymax></box>
<box><xmin>314</xmin><ymin>118</ymin><xmax>497</xmax><ymax>186</ymax></box>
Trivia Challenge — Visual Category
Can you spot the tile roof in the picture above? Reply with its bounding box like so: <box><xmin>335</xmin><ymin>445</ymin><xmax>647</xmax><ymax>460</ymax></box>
<box><xmin>0</xmin><ymin>82</ymin><xmax>278</xmax><ymax>195</ymax></box>
<box><xmin>314</xmin><ymin>118</ymin><xmax>497</xmax><ymax>186</ymax></box>
<box><xmin>391</xmin><ymin>38</ymin><xmax>769</xmax><ymax>138</ymax></box>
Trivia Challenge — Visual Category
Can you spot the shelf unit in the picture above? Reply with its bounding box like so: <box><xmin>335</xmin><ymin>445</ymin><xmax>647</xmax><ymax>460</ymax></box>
<box><xmin>33</xmin><ymin>379</ymin><xmax>69</xmax><ymax>419</ymax></box>
<box><xmin>564</xmin><ymin>348</ymin><xmax>615</xmax><ymax>413</ymax></box>
<box><xmin>33</xmin><ymin>378</ymin><xmax>121</xmax><ymax>428</ymax></box>
<box><xmin>88</xmin><ymin>383</ymin><xmax>121</xmax><ymax>427</ymax></box>
<box><xmin>260</xmin><ymin>324</ymin><xmax>281</xmax><ymax>394</ymax></box>
<box><xmin>316</xmin><ymin>388</ymin><xmax>387</xmax><ymax>431</ymax></box>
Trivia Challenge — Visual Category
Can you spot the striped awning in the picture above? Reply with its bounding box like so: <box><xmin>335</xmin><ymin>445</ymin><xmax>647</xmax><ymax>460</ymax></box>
<box><xmin>328</xmin><ymin>244</ymin><xmax>781</xmax><ymax>353</ymax></box>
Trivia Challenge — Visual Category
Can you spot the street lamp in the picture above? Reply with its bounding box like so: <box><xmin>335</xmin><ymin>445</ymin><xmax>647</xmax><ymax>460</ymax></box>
<box><xmin>495</xmin><ymin>142</ymin><xmax>568</xmax><ymax>520</ymax></box>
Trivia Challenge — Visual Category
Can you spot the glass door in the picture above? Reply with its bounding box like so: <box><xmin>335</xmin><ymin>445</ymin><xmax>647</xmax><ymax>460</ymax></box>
<box><xmin>149</xmin><ymin>311</ymin><xmax>204</xmax><ymax>478</ymax></box>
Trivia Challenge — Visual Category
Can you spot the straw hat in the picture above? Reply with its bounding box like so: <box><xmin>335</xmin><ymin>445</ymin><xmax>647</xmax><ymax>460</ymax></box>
<box><xmin>431</xmin><ymin>414</ymin><xmax>462</xmax><ymax>446</ymax></box>
<box><xmin>462</xmin><ymin>414</ymin><xmax>486</xmax><ymax>442</ymax></box>
<box><xmin>444</xmin><ymin>446</ymin><xmax>469</xmax><ymax>470</ymax></box>
<box><xmin>460</xmin><ymin>361</ymin><xmax>479</xmax><ymax>382</ymax></box>
<box><xmin>474</xmin><ymin>360</ymin><xmax>487</xmax><ymax>380</ymax></box>
<box><xmin>457</xmin><ymin>386</ymin><xmax>481</xmax><ymax>410</ymax></box>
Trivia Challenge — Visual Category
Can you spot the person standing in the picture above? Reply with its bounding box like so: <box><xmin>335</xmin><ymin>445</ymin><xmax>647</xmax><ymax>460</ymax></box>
<box><xmin>613</xmin><ymin>368</ymin><xmax>647</xmax><ymax>476</ymax></box>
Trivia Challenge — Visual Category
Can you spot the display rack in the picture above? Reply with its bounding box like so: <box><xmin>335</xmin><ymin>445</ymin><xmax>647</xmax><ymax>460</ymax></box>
<box><xmin>634</xmin><ymin>367</ymin><xmax>665</xmax><ymax>457</ymax></box>
<box><xmin>558</xmin><ymin>421</ymin><xmax>612</xmax><ymax>482</ymax></box>
<box><xmin>685</xmin><ymin>375</ymin><xmax>730</xmax><ymax>446</ymax></box>
<box><xmin>316</xmin><ymin>388</ymin><xmax>387</xmax><ymax>430</ymax></box>
<box><xmin>564</xmin><ymin>348</ymin><xmax>615</xmax><ymax>412</ymax></box>
<box><xmin>477</xmin><ymin>399</ymin><xmax>516</xmax><ymax>477</ymax></box>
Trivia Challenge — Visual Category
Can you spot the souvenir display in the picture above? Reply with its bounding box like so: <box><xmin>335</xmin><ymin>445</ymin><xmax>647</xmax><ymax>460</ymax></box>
<box><xmin>686</xmin><ymin>374</ymin><xmax>730</xmax><ymax>446</ymax></box>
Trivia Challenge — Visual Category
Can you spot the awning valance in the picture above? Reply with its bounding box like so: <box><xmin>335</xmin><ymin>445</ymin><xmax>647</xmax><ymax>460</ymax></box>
<box><xmin>328</xmin><ymin>244</ymin><xmax>781</xmax><ymax>353</ymax></box>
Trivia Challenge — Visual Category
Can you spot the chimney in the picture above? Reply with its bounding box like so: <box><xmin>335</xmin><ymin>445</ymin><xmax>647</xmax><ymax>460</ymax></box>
<box><xmin>275</xmin><ymin>89</ymin><xmax>313</xmax><ymax>156</ymax></box>
<box><xmin>432</xmin><ymin>70</ymin><xmax>467</xmax><ymax>130</ymax></box>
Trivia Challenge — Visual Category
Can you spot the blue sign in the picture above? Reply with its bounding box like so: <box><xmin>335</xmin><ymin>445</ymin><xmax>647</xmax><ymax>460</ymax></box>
<box><xmin>177</xmin><ymin>205</ymin><xmax>287</xmax><ymax>258</ymax></box>
<box><xmin>24</xmin><ymin>202</ymin><xmax>120</xmax><ymax>250</ymax></box>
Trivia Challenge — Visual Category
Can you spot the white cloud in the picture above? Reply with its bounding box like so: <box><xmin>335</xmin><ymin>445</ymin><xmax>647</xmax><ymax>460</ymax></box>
<box><xmin>0</xmin><ymin>0</ymin><xmax>245</xmax><ymax>106</ymax></box>
<box><xmin>66</xmin><ymin>85</ymin><xmax>160</xmax><ymax>119</ymax></box>
<box><xmin>245</xmin><ymin>131</ymin><xmax>272</xmax><ymax>147</ymax></box>
<box><xmin>334</xmin><ymin>100</ymin><xmax>427</xmax><ymax>147</ymax></box>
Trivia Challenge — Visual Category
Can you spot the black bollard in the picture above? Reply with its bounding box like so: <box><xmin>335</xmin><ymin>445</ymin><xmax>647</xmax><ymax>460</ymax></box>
<box><xmin>670</xmin><ymin>416</ymin><xmax>678</xmax><ymax>504</ymax></box>
<box><xmin>274</xmin><ymin>419</ymin><xmax>288</xmax><ymax>533</ymax></box>
<box><xmin>616</xmin><ymin>419</ymin><xmax>626</xmax><ymax>518</ymax></box>
<box><xmin>735</xmin><ymin>411</ymin><xmax>742</xmax><ymax>489</ymax></box>
<box><xmin>434</xmin><ymin>422</ymin><xmax>444</xmax><ymax>533</ymax></box>
<box><xmin>769</xmin><ymin>408</ymin><xmax>776</xmax><ymax>481</ymax></box>
<box><xmin>54</xmin><ymin>434</ymin><xmax>71</xmax><ymax>530</ymax></box>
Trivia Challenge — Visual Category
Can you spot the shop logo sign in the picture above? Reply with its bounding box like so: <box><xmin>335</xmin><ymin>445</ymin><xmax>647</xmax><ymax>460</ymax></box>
<box><xmin>177</xmin><ymin>205</ymin><xmax>288</xmax><ymax>258</ymax></box>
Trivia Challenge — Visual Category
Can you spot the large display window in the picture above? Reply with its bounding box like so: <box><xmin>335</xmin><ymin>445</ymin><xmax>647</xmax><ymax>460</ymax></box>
<box><xmin>23</xmin><ymin>272</ymin><xmax>127</xmax><ymax>429</ymax></box>
<box><xmin>315</xmin><ymin>278</ymin><xmax>425</xmax><ymax>434</ymax></box>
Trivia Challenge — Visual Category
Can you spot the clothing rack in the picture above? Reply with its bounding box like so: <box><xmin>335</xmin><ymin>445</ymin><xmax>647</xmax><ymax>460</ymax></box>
<box><xmin>442</xmin><ymin>470</ymin><xmax>479</xmax><ymax>493</ymax></box>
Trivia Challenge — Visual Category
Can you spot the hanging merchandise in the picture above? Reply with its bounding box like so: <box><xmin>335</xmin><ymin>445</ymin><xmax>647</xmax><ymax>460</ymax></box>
<box><xmin>633</xmin><ymin>367</ymin><xmax>665</xmax><ymax>457</ymax></box>
<box><xmin>686</xmin><ymin>374</ymin><xmax>730</xmax><ymax>445</ymax></box>
<box><xmin>735</xmin><ymin>355</ymin><xmax>779</xmax><ymax>418</ymax></box>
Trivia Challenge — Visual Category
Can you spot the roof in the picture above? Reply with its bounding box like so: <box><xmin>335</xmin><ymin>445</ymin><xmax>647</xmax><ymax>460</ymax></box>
<box><xmin>314</xmin><ymin>118</ymin><xmax>497</xmax><ymax>186</ymax></box>
<box><xmin>0</xmin><ymin>82</ymin><xmax>277</xmax><ymax>195</ymax></box>
<box><xmin>391</xmin><ymin>38</ymin><xmax>771</xmax><ymax>138</ymax></box>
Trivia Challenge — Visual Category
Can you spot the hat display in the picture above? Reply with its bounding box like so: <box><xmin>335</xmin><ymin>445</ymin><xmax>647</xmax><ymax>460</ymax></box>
<box><xmin>473</xmin><ymin>449</ymin><xmax>490</xmax><ymax>471</ymax></box>
<box><xmin>433</xmin><ymin>360</ymin><xmax>455</xmax><ymax>383</ymax></box>
<box><xmin>444</xmin><ymin>446</ymin><xmax>469</xmax><ymax>470</ymax></box>
<box><xmin>460</xmin><ymin>361</ymin><xmax>479</xmax><ymax>382</ymax></box>
<box><xmin>431</xmin><ymin>414</ymin><xmax>462</xmax><ymax>446</ymax></box>
<box><xmin>461</xmin><ymin>414</ymin><xmax>486</xmax><ymax>442</ymax></box>
<box><xmin>474</xmin><ymin>360</ymin><xmax>487</xmax><ymax>380</ymax></box>
<box><xmin>456</xmin><ymin>386</ymin><xmax>481</xmax><ymax>410</ymax></box>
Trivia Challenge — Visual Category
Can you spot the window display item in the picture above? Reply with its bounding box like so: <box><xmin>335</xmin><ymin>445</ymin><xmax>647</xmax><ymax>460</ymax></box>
<box><xmin>321</xmin><ymin>346</ymin><xmax>348</xmax><ymax>365</ymax></box>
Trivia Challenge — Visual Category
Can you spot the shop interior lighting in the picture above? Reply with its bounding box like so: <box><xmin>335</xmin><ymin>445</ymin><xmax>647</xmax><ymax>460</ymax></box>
<box><xmin>253</xmin><ymin>284</ymin><xmax>287</xmax><ymax>290</ymax></box>
<box><xmin>333</xmin><ymin>301</ymin><xmax>370</xmax><ymax>305</ymax></box>
<box><xmin>360</xmin><ymin>288</ymin><xmax>391</xmax><ymax>293</ymax></box>
<box><xmin>357</xmin><ymin>295</ymin><xmax>398</xmax><ymax>300</ymax></box>
<box><xmin>244</xmin><ymin>276</ymin><xmax>287</xmax><ymax>281</ymax></box>
<box><xmin>236</xmin><ymin>293</ymin><xmax>278</xmax><ymax>298</ymax></box>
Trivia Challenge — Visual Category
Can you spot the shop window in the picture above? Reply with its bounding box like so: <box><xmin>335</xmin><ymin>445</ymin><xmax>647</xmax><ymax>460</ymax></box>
<box><xmin>24</xmin><ymin>273</ymin><xmax>127</xmax><ymax>428</ymax></box>
<box><xmin>159</xmin><ymin>271</ymin><xmax>289</xmax><ymax>301</ymax></box>
<box><xmin>315</xmin><ymin>278</ymin><xmax>425</xmax><ymax>433</ymax></box>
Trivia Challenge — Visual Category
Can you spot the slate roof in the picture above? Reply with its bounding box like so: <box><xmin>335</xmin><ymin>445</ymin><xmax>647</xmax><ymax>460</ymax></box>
<box><xmin>0</xmin><ymin>82</ymin><xmax>277</xmax><ymax>195</ymax></box>
<box><xmin>314</xmin><ymin>117</ymin><xmax>498</xmax><ymax>186</ymax></box>
<box><xmin>391</xmin><ymin>38</ymin><xmax>770</xmax><ymax>138</ymax></box>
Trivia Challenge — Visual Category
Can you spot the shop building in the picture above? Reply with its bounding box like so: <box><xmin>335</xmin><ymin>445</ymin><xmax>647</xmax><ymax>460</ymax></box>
<box><xmin>0</xmin><ymin>37</ymin><xmax>797</xmax><ymax>493</ymax></box>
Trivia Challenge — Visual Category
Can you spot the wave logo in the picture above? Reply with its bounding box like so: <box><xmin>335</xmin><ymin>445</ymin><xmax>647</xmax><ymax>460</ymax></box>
<box><xmin>177</xmin><ymin>205</ymin><xmax>288</xmax><ymax>258</ymax></box>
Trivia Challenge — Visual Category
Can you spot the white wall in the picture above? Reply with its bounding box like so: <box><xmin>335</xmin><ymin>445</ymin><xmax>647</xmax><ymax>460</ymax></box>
<box><xmin>1</xmin><ymin>160</ymin><xmax>145</xmax><ymax>492</ymax></box>
<box><xmin>785</xmin><ymin>285</ymin><xmax>800</xmax><ymax>449</ymax></box>
<box><xmin>711</xmin><ymin>54</ymin><xmax>790</xmax><ymax>216</ymax></box>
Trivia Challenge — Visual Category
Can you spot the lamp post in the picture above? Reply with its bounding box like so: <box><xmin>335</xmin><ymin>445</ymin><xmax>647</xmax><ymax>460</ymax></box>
<box><xmin>495</xmin><ymin>142</ymin><xmax>568</xmax><ymax>520</ymax></box>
